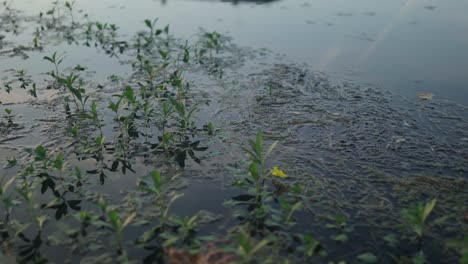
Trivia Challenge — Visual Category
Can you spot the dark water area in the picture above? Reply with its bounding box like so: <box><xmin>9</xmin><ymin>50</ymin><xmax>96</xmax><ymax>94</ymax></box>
<box><xmin>0</xmin><ymin>0</ymin><xmax>467</xmax><ymax>263</ymax></box>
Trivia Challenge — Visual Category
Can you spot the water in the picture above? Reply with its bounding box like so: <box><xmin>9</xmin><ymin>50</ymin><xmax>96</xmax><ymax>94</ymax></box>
<box><xmin>1</xmin><ymin>0</ymin><xmax>467</xmax><ymax>263</ymax></box>
<box><xmin>10</xmin><ymin>0</ymin><xmax>468</xmax><ymax>104</ymax></box>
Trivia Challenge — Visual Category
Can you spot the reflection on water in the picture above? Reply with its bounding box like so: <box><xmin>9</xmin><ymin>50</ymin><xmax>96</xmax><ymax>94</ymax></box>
<box><xmin>8</xmin><ymin>0</ymin><xmax>467</xmax><ymax>103</ymax></box>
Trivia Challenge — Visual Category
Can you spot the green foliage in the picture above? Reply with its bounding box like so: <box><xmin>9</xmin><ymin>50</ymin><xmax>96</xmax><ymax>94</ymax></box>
<box><xmin>138</xmin><ymin>171</ymin><xmax>182</xmax><ymax>226</ymax></box>
<box><xmin>197</xmin><ymin>31</ymin><xmax>225</xmax><ymax>58</ymax></box>
<box><xmin>43</xmin><ymin>51</ymin><xmax>64</xmax><ymax>87</ymax></box>
<box><xmin>235</xmin><ymin>229</ymin><xmax>270</xmax><ymax>263</ymax></box>
<box><xmin>297</xmin><ymin>234</ymin><xmax>321</xmax><ymax>258</ymax></box>
<box><xmin>357</xmin><ymin>252</ymin><xmax>378</xmax><ymax>263</ymax></box>
<box><xmin>58</xmin><ymin>71</ymin><xmax>89</xmax><ymax>112</ymax></box>
<box><xmin>3</xmin><ymin>108</ymin><xmax>13</xmax><ymax>124</ymax></box>
<box><xmin>401</xmin><ymin>199</ymin><xmax>437</xmax><ymax>239</ymax></box>
<box><xmin>447</xmin><ymin>236</ymin><xmax>468</xmax><ymax>264</ymax></box>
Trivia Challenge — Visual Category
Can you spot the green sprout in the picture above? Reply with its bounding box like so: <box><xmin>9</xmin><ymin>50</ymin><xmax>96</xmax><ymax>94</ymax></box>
<box><xmin>43</xmin><ymin>51</ymin><xmax>64</xmax><ymax>87</ymax></box>
<box><xmin>235</xmin><ymin>229</ymin><xmax>270</xmax><ymax>263</ymax></box>
<box><xmin>3</xmin><ymin>108</ymin><xmax>14</xmax><ymax>125</ymax></box>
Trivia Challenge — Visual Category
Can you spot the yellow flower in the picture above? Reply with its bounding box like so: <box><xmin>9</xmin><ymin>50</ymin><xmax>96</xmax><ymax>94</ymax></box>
<box><xmin>271</xmin><ymin>166</ymin><xmax>286</xmax><ymax>178</ymax></box>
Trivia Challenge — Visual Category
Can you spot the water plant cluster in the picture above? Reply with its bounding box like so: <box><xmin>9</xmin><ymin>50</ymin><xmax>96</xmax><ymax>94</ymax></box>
<box><xmin>0</xmin><ymin>1</ymin><xmax>467</xmax><ymax>263</ymax></box>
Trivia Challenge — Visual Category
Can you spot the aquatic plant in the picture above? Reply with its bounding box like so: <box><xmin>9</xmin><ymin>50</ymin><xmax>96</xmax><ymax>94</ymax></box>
<box><xmin>401</xmin><ymin>198</ymin><xmax>437</xmax><ymax>247</ymax></box>
<box><xmin>447</xmin><ymin>236</ymin><xmax>468</xmax><ymax>264</ymax></box>
<box><xmin>3</xmin><ymin>108</ymin><xmax>14</xmax><ymax>125</ymax></box>
<box><xmin>98</xmin><ymin>197</ymin><xmax>136</xmax><ymax>260</ymax></box>
<box><xmin>327</xmin><ymin>214</ymin><xmax>352</xmax><ymax>243</ymax></box>
<box><xmin>240</xmin><ymin>131</ymin><xmax>278</xmax><ymax>204</ymax></box>
<box><xmin>17</xmin><ymin>183</ymin><xmax>47</xmax><ymax>231</ymax></box>
<box><xmin>3</xmin><ymin>69</ymin><xmax>34</xmax><ymax>95</ymax></box>
<box><xmin>138</xmin><ymin>171</ymin><xmax>183</xmax><ymax>227</ymax></box>
<box><xmin>0</xmin><ymin>176</ymin><xmax>16</xmax><ymax>224</ymax></box>
<box><xmin>0</xmin><ymin>3</ymin><xmax>465</xmax><ymax>263</ymax></box>
<box><xmin>64</xmin><ymin>1</ymin><xmax>75</xmax><ymax>26</ymax></box>
<box><xmin>144</xmin><ymin>18</ymin><xmax>159</xmax><ymax>45</ymax></box>
<box><xmin>197</xmin><ymin>31</ymin><xmax>224</xmax><ymax>58</ymax></box>
<box><xmin>43</xmin><ymin>51</ymin><xmax>64</xmax><ymax>88</ymax></box>
<box><xmin>297</xmin><ymin>234</ymin><xmax>322</xmax><ymax>258</ymax></box>
<box><xmin>58</xmin><ymin>71</ymin><xmax>90</xmax><ymax>112</ymax></box>
<box><xmin>46</xmin><ymin>0</ymin><xmax>63</xmax><ymax>26</ymax></box>
<box><xmin>161</xmin><ymin>213</ymin><xmax>200</xmax><ymax>250</ymax></box>
<box><xmin>235</xmin><ymin>228</ymin><xmax>270</xmax><ymax>263</ymax></box>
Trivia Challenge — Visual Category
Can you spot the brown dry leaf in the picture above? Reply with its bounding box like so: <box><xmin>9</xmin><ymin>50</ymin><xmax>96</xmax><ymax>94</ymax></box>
<box><xmin>418</xmin><ymin>92</ymin><xmax>433</xmax><ymax>100</ymax></box>
<box><xmin>165</xmin><ymin>244</ymin><xmax>239</xmax><ymax>264</ymax></box>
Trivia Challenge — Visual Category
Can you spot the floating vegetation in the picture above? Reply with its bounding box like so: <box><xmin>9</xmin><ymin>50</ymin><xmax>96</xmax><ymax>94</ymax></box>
<box><xmin>0</xmin><ymin>1</ymin><xmax>467</xmax><ymax>263</ymax></box>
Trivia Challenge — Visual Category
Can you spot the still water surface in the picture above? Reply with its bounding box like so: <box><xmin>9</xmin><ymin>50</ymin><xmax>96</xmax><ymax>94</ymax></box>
<box><xmin>12</xmin><ymin>0</ymin><xmax>468</xmax><ymax>103</ymax></box>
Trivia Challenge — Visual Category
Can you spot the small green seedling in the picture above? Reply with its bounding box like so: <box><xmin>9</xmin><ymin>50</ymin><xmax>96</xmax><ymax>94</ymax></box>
<box><xmin>3</xmin><ymin>108</ymin><xmax>14</xmax><ymax>124</ymax></box>
<box><xmin>64</xmin><ymin>1</ymin><xmax>75</xmax><ymax>25</ymax></box>
<box><xmin>138</xmin><ymin>171</ymin><xmax>182</xmax><ymax>227</ymax></box>
<box><xmin>43</xmin><ymin>51</ymin><xmax>64</xmax><ymax>87</ymax></box>
<box><xmin>58</xmin><ymin>72</ymin><xmax>89</xmax><ymax>112</ymax></box>
<box><xmin>236</xmin><ymin>229</ymin><xmax>270</xmax><ymax>263</ymax></box>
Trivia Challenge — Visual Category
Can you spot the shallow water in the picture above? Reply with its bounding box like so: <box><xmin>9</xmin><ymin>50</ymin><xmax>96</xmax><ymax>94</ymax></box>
<box><xmin>0</xmin><ymin>0</ymin><xmax>467</xmax><ymax>263</ymax></box>
<box><xmin>9</xmin><ymin>0</ymin><xmax>468</xmax><ymax>104</ymax></box>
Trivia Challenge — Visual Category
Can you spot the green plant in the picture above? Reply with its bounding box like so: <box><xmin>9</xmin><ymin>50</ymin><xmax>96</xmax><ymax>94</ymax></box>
<box><xmin>4</xmin><ymin>157</ymin><xmax>17</xmax><ymax>169</ymax></box>
<box><xmin>43</xmin><ymin>51</ymin><xmax>64</xmax><ymax>87</ymax></box>
<box><xmin>240</xmin><ymin>132</ymin><xmax>278</xmax><ymax>204</ymax></box>
<box><xmin>447</xmin><ymin>236</ymin><xmax>468</xmax><ymax>264</ymax></box>
<box><xmin>107</xmin><ymin>87</ymin><xmax>139</xmax><ymax>160</ymax></box>
<box><xmin>17</xmin><ymin>183</ymin><xmax>47</xmax><ymax>231</ymax></box>
<box><xmin>163</xmin><ymin>213</ymin><xmax>200</xmax><ymax>247</ymax></box>
<box><xmin>297</xmin><ymin>234</ymin><xmax>322</xmax><ymax>258</ymax></box>
<box><xmin>198</xmin><ymin>31</ymin><xmax>224</xmax><ymax>58</ymax></box>
<box><xmin>144</xmin><ymin>18</ymin><xmax>158</xmax><ymax>45</ymax></box>
<box><xmin>29</xmin><ymin>83</ymin><xmax>38</xmax><ymax>98</ymax></box>
<box><xmin>278</xmin><ymin>197</ymin><xmax>302</xmax><ymax>225</ymax></box>
<box><xmin>64</xmin><ymin>1</ymin><xmax>75</xmax><ymax>26</ymax></box>
<box><xmin>265</xmin><ymin>81</ymin><xmax>277</xmax><ymax>96</ymax></box>
<box><xmin>235</xmin><ymin>229</ymin><xmax>270</xmax><ymax>263</ymax></box>
<box><xmin>58</xmin><ymin>71</ymin><xmax>90</xmax><ymax>112</ymax></box>
<box><xmin>3</xmin><ymin>108</ymin><xmax>14</xmax><ymax>124</ymax></box>
<box><xmin>327</xmin><ymin>214</ymin><xmax>352</xmax><ymax>243</ymax></box>
<box><xmin>3</xmin><ymin>70</ymin><xmax>35</xmax><ymax>95</ymax></box>
<box><xmin>107</xmin><ymin>209</ymin><xmax>136</xmax><ymax>255</ymax></box>
<box><xmin>33</xmin><ymin>36</ymin><xmax>40</xmax><ymax>48</ymax></box>
<box><xmin>0</xmin><ymin>176</ymin><xmax>16</xmax><ymax>223</ymax></box>
<box><xmin>182</xmin><ymin>40</ymin><xmax>190</xmax><ymax>63</ymax></box>
<box><xmin>97</xmin><ymin>196</ymin><xmax>135</xmax><ymax>259</ymax></box>
<box><xmin>138</xmin><ymin>171</ymin><xmax>183</xmax><ymax>227</ymax></box>
<box><xmin>401</xmin><ymin>199</ymin><xmax>437</xmax><ymax>247</ymax></box>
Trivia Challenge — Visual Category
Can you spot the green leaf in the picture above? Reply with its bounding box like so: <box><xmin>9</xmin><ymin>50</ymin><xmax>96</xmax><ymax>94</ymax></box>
<box><xmin>412</xmin><ymin>251</ymin><xmax>425</xmax><ymax>264</ymax></box>
<box><xmin>1</xmin><ymin>176</ymin><xmax>16</xmax><ymax>194</ymax></box>
<box><xmin>107</xmin><ymin>210</ymin><xmax>120</xmax><ymax>230</ymax></box>
<box><xmin>357</xmin><ymin>253</ymin><xmax>377</xmax><ymax>263</ymax></box>
<box><xmin>144</xmin><ymin>19</ymin><xmax>152</xmax><ymax>29</ymax></box>
<box><xmin>150</xmin><ymin>171</ymin><xmax>161</xmax><ymax>191</ymax></box>
<box><xmin>122</xmin><ymin>212</ymin><xmax>136</xmax><ymax>229</ymax></box>
<box><xmin>248</xmin><ymin>163</ymin><xmax>259</xmax><ymax>180</ymax></box>
<box><xmin>383</xmin><ymin>234</ymin><xmax>398</xmax><ymax>248</ymax></box>
<box><xmin>331</xmin><ymin>233</ymin><xmax>348</xmax><ymax>242</ymax></box>
<box><xmin>34</xmin><ymin>145</ymin><xmax>47</xmax><ymax>160</ymax></box>
<box><xmin>263</xmin><ymin>140</ymin><xmax>277</xmax><ymax>162</ymax></box>
<box><xmin>423</xmin><ymin>199</ymin><xmax>436</xmax><ymax>221</ymax></box>
<box><xmin>250</xmin><ymin>238</ymin><xmax>269</xmax><ymax>256</ymax></box>
<box><xmin>123</xmin><ymin>86</ymin><xmax>135</xmax><ymax>103</ymax></box>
